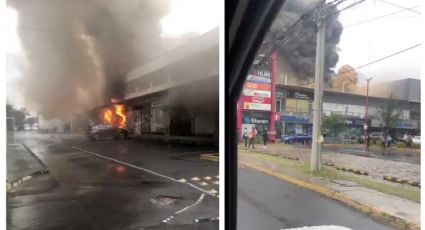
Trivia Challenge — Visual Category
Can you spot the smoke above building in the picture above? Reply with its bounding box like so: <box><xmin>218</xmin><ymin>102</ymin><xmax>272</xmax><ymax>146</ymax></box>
<box><xmin>7</xmin><ymin>0</ymin><xmax>170</xmax><ymax>120</ymax></box>
<box><xmin>331</xmin><ymin>64</ymin><xmax>358</xmax><ymax>92</ymax></box>
<box><xmin>265</xmin><ymin>0</ymin><xmax>343</xmax><ymax>85</ymax></box>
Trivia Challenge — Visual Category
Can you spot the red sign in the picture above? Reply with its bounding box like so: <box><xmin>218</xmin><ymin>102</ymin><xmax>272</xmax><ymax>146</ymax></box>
<box><xmin>244</xmin><ymin>96</ymin><xmax>272</xmax><ymax>104</ymax></box>
<box><xmin>244</xmin><ymin>82</ymin><xmax>271</xmax><ymax>91</ymax></box>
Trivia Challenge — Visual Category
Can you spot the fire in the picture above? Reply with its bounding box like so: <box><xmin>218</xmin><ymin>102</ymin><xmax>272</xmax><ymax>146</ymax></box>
<box><xmin>115</xmin><ymin>104</ymin><xmax>126</xmax><ymax>128</ymax></box>
<box><xmin>103</xmin><ymin>108</ymin><xmax>113</xmax><ymax>124</ymax></box>
<box><xmin>102</xmin><ymin>103</ymin><xmax>126</xmax><ymax>128</ymax></box>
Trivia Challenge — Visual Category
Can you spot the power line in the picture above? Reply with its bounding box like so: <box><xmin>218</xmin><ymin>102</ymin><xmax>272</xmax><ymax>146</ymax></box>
<box><xmin>345</xmin><ymin>5</ymin><xmax>421</xmax><ymax>28</ymax></box>
<box><xmin>352</xmin><ymin>43</ymin><xmax>421</xmax><ymax>71</ymax></box>
<box><xmin>377</xmin><ymin>0</ymin><xmax>421</xmax><ymax>14</ymax></box>
<box><xmin>297</xmin><ymin>43</ymin><xmax>422</xmax><ymax>86</ymax></box>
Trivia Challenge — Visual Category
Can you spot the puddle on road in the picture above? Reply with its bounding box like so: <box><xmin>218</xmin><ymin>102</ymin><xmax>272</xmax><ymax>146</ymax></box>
<box><xmin>150</xmin><ymin>195</ymin><xmax>181</xmax><ymax>206</ymax></box>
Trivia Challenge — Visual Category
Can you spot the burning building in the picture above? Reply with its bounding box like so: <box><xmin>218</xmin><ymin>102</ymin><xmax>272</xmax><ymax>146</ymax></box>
<box><xmin>119</xmin><ymin>28</ymin><xmax>219</xmax><ymax>144</ymax></box>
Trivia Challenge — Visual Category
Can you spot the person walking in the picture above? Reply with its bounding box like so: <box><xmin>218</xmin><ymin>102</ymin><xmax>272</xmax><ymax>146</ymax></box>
<box><xmin>242</xmin><ymin>127</ymin><xmax>248</xmax><ymax>148</ymax></box>
<box><xmin>381</xmin><ymin>134</ymin><xmax>386</xmax><ymax>152</ymax></box>
<box><xmin>407</xmin><ymin>133</ymin><xmax>413</xmax><ymax>148</ymax></box>
<box><xmin>262</xmin><ymin>128</ymin><xmax>269</xmax><ymax>148</ymax></box>
<box><xmin>248</xmin><ymin>127</ymin><xmax>256</xmax><ymax>149</ymax></box>
<box><xmin>403</xmin><ymin>133</ymin><xmax>408</xmax><ymax>147</ymax></box>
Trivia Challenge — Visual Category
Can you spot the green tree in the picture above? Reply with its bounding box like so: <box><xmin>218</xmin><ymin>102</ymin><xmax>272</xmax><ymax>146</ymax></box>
<box><xmin>322</xmin><ymin>113</ymin><xmax>346</xmax><ymax>137</ymax></box>
<box><xmin>6</xmin><ymin>104</ymin><xmax>28</xmax><ymax>130</ymax></box>
<box><xmin>26</xmin><ymin>117</ymin><xmax>38</xmax><ymax>130</ymax></box>
<box><xmin>376</xmin><ymin>95</ymin><xmax>400</xmax><ymax>137</ymax></box>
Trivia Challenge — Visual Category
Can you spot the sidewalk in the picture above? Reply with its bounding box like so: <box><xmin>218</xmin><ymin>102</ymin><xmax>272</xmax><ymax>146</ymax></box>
<box><xmin>7</xmin><ymin>144</ymin><xmax>46</xmax><ymax>188</ymax></box>
<box><xmin>239</xmin><ymin>150</ymin><xmax>420</xmax><ymax>230</ymax></box>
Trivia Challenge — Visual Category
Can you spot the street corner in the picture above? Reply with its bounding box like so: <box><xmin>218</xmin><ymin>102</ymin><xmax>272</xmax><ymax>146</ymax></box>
<box><xmin>7</xmin><ymin>143</ymin><xmax>50</xmax><ymax>192</ymax></box>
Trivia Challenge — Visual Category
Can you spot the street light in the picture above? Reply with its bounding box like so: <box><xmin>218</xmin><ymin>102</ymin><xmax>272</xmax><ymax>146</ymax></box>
<box><xmin>364</xmin><ymin>77</ymin><xmax>372</xmax><ymax>146</ymax></box>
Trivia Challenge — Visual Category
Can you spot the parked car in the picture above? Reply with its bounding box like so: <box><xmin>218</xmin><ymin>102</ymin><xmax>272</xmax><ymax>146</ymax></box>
<box><xmin>86</xmin><ymin>124</ymin><xmax>128</xmax><ymax>141</ymax></box>
<box><xmin>282</xmin><ymin>133</ymin><xmax>312</xmax><ymax>144</ymax></box>
<box><xmin>412</xmin><ymin>136</ymin><xmax>421</xmax><ymax>145</ymax></box>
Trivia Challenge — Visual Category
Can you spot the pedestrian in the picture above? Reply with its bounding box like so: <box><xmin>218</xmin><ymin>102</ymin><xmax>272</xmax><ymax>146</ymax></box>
<box><xmin>248</xmin><ymin>127</ymin><xmax>256</xmax><ymax>149</ymax></box>
<box><xmin>381</xmin><ymin>134</ymin><xmax>386</xmax><ymax>151</ymax></box>
<box><xmin>242</xmin><ymin>127</ymin><xmax>248</xmax><ymax>148</ymax></box>
<box><xmin>403</xmin><ymin>133</ymin><xmax>408</xmax><ymax>147</ymax></box>
<box><xmin>262</xmin><ymin>128</ymin><xmax>268</xmax><ymax>148</ymax></box>
<box><xmin>407</xmin><ymin>133</ymin><xmax>413</xmax><ymax>148</ymax></box>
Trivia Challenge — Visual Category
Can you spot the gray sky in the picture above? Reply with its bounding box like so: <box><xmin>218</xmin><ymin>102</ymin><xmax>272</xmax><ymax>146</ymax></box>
<box><xmin>335</xmin><ymin>0</ymin><xmax>422</xmax><ymax>84</ymax></box>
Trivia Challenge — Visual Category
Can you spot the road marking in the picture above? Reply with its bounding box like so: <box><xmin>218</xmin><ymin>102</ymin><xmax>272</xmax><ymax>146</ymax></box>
<box><xmin>178</xmin><ymin>178</ymin><xmax>187</xmax><ymax>183</ymax></box>
<box><xmin>208</xmin><ymin>189</ymin><xmax>218</xmax><ymax>194</ymax></box>
<box><xmin>175</xmin><ymin>193</ymin><xmax>205</xmax><ymax>214</ymax></box>
<box><xmin>72</xmin><ymin>146</ymin><xmax>218</xmax><ymax>198</ymax></box>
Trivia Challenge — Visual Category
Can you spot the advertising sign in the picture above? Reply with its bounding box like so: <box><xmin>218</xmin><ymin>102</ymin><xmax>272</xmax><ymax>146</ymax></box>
<box><xmin>243</xmin><ymin>113</ymin><xmax>270</xmax><ymax>124</ymax></box>
<box><xmin>395</xmin><ymin>120</ymin><xmax>419</xmax><ymax>129</ymax></box>
<box><xmin>244</xmin><ymin>82</ymin><xmax>271</xmax><ymax>91</ymax></box>
<box><xmin>243</xmin><ymin>102</ymin><xmax>271</xmax><ymax>111</ymax></box>
<box><xmin>246</xmin><ymin>75</ymin><xmax>272</xmax><ymax>84</ymax></box>
<box><xmin>243</xmin><ymin>56</ymin><xmax>272</xmax><ymax>112</ymax></box>
<box><xmin>243</xmin><ymin>96</ymin><xmax>272</xmax><ymax>104</ymax></box>
<box><xmin>345</xmin><ymin>118</ymin><xmax>371</xmax><ymax>127</ymax></box>
<box><xmin>243</xmin><ymin>89</ymin><xmax>271</xmax><ymax>98</ymax></box>
<box><xmin>281</xmin><ymin>115</ymin><xmax>310</xmax><ymax>124</ymax></box>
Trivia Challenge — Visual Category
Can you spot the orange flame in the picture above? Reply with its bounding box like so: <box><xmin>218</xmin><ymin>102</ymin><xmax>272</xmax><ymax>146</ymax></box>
<box><xmin>115</xmin><ymin>104</ymin><xmax>126</xmax><ymax>128</ymax></box>
<box><xmin>102</xmin><ymin>104</ymin><xmax>126</xmax><ymax>128</ymax></box>
<box><xmin>103</xmin><ymin>108</ymin><xmax>113</xmax><ymax>125</ymax></box>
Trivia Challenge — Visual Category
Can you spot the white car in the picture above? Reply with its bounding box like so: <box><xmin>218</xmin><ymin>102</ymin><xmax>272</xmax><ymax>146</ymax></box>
<box><xmin>412</xmin><ymin>136</ymin><xmax>421</xmax><ymax>145</ymax></box>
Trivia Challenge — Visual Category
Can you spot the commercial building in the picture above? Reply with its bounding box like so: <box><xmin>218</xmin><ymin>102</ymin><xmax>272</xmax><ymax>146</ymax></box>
<box><xmin>122</xmin><ymin>28</ymin><xmax>219</xmax><ymax>143</ymax></box>
<box><xmin>273</xmin><ymin>78</ymin><xmax>420</xmax><ymax>139</ymax></box>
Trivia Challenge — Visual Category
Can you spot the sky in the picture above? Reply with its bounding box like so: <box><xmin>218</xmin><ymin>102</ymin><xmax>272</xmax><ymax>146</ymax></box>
<box><xmin>335</xmin><ymin>0</ymin><xmax>422</xmax><ymax>84</ymax></box>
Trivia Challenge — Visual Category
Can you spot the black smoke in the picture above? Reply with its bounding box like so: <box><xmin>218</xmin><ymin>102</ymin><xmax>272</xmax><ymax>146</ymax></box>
<box><xmin>265</xmin><ymin>0</ymin><xmax>343</xmax><ymax>84</ymax></box>
<box><xmin>7</xmin><ymin>0</ymin><xmax>170</xmax><ymax>119</ymax></box>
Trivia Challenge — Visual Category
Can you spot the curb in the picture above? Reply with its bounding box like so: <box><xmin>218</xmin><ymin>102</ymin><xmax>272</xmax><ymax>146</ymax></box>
<box><xmin>383</xmin><ymin>176</ymin><xmax>421</xmax><ymax>188</ymax></box>
<box><xmin>22</xmin><ymin>143</ymin><xmax>48</xmax><ymax>169</ymax></box>
<box><xmin>324</xmin><ymin>161</ymin><xmax>369</xmax><ymax>176</ymax></box>
<box><xmin>239</xmin><ymin>160</ymin><xmax>419</xmax><ymax>230</ymax></box>
<box><xmin>7</xmin><ymin>143</ymin><xmax>50</xmax><ymax>192</ymax></box>
<box><xmin>200</xmin><ymin>153</ymin><xmax>219</xmax><ymax>162</ymax></box>
<box><xmin>7</xmin><ymin>168</ymin><xmax>49</xmax><ymax>192</ymax></box>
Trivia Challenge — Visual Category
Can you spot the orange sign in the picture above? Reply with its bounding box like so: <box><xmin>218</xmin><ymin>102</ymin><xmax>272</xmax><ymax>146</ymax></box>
<box><xmin>244</xmin><ymin>82</ymin><xmax>271</xmax><ymax>91</ymax></box>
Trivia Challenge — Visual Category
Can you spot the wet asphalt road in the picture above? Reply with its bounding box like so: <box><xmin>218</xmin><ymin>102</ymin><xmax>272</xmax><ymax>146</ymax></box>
<box><xmin>237</xmin><ymin>167</ymin><xmax>395</xmax><ymax>230</ymax></box>
<box><xmin>8</xmin><ymin>133</ymin><xmax>219</xmax><ymax>230</ymax></box>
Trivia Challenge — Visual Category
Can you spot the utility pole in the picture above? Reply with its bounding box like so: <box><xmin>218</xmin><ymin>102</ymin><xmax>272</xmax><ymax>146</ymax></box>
<box><xmin>364</xmin><ymin>77</ymin><xmax>372</xmax><ymax>144</ymax></box>
<box><xmin>311</xmin><ymin>2</ymin><xmax>326</xmax><ymax>172</ymax></box>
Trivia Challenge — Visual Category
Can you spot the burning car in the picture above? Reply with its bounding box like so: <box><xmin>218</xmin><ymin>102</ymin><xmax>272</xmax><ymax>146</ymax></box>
<box><xmin>86</xmin><ymin>103</ymin><xmax>129</xmax><ymax>141</ymax></box>
<box><xmin>86</xmin><ymin>124</ymin><xmax>128</xmax><ymax>141</ymax></box>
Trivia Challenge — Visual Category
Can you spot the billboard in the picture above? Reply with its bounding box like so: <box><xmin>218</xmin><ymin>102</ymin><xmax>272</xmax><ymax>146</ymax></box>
<box><xmin>243</xmin><ymin>102</ymin><xmax>271</xmax><ymax>111</ymax></box>
<box><xmin>243</xmin><ymin>96</ymin><xmax>272</xmax><ymax>104</ymax></box>
<box><xmin>244</xmin><ymin>82</ymin><xmax>271</xmax><ymax>91</ymax></box>
<box><xmin>242</xmin><ymin>56</ymin><xmax>272</xmax><ymax>111</ymax></box>
<box><xmin>243</xmin><ymin>89</ymin><xmax>271</xmax><ymax>98</ymax></box>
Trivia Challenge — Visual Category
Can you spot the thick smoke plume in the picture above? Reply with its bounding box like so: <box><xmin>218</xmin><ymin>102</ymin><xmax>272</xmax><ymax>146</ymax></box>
<box><xmin>331</xmin><ymin>64</ymin><xmax>358</xmax><ymax>92</ymax></box>
<box><xmin>8</xmin><ymin>0</ymin><xmax>169</xmax><ymax>120</ymax></box>
<box><xmin>266</xmin><ymin>0</ymin><xmax>343</xmax><ymax>85</ymax></box>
